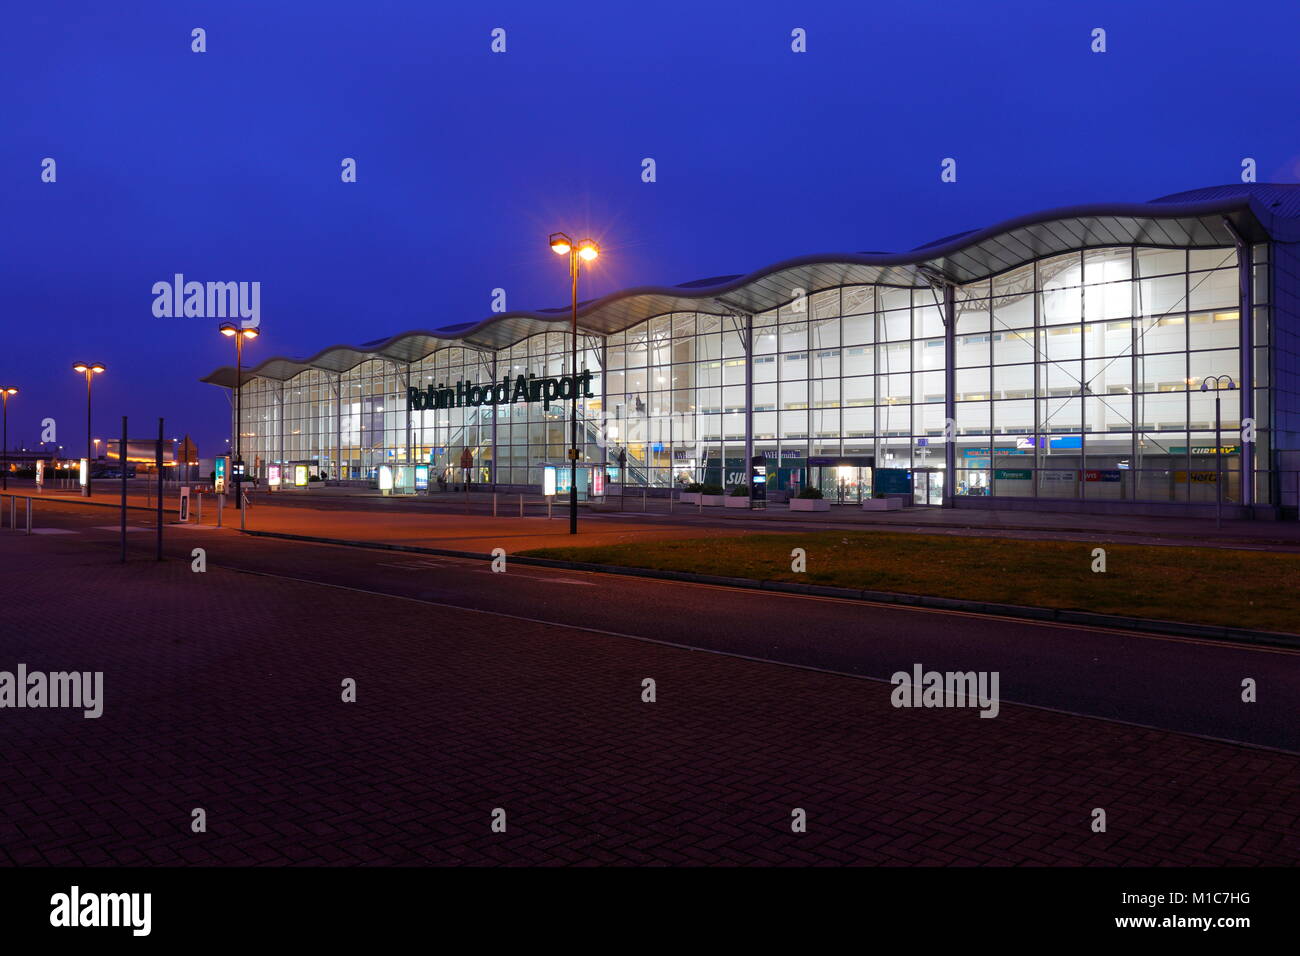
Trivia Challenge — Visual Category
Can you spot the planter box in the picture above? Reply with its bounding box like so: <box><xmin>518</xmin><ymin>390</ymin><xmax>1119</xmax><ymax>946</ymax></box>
<box><xmin>789</xmin><ymin>497</ymin><xmax>829</xmax><ymax>512</ymax></box>
<box><xmin>680</xmin><ymin>492</ymin><xmax>701</xmax><ymax>504</ymax></box>
<box><xmin>700</xmin><ymin>495</ymin><xmax>725</xmax><ymax>507</ymax></box>
<box><xmin>862</xmin><ymin>497</ymin><xmax>903</xmax><ymax>511</ymax></box>
<box><xmin>724</xmin><ymin>496</ymin><xmax>751</xmax><ymax>509</ymax></box>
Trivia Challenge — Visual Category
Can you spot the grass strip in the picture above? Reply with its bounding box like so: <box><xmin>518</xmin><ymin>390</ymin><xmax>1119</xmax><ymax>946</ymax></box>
<box><xmin>522</xmin><ymin>531</ymin><xmax>1300</xmax><ymax>634</ymax></box>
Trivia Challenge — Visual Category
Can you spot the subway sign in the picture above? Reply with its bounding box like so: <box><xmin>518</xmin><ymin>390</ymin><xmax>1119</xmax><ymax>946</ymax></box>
<box><xmin>408</xmin><ymin>372</ymin><xmax>594</xmax><ymax>413</ymax></box>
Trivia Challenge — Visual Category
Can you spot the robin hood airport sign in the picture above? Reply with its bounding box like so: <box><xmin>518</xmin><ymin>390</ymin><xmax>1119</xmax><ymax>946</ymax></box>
<box><xmin>407</xmin><ymin>372</ymin><xmax>595</xmax><ymax>413</ymax></box>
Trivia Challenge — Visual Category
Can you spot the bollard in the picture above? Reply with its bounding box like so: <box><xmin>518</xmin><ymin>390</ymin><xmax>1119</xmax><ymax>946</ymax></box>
<box><xmin>519</xmin><ymin>493</ymin><xmax>523</xmax><ymax>517</ymax></box>
<box><xmin>240</xmin><ymin>492</ymin><xmax>248</xmax><ymax>530</ymax></box>
<box><xmin>26</xmin><ymin>497</ymin><xmax>32</xmax><ymax>534</ymax></box>
<box><xmin>217</xmin><ymin>493</ymin><xmax>224</xmax><ymax>527</ymax></box>
<box><xmin>669</xmin><ymin>493</ymin><xmax>674</xmax><ymax>514</ymax></box>
<box><xmin>196</xmin><ymin>493</ymin><xmax>203</xmax><ymax>525</ymax></box>
<box><xmin>493</xmin><ymin>493</ymin><xmax>498</xmax><ymax>517</ymax></box>
<box><xmin>643</xmin><ymin>489</ymin><xmax>647</xmax><ymax>512</ymax></box>
<box><xmin>547</xmin><ymin>496</ymin><xmax>552</xmax><ymax>520</ymax></box>
<box><xmin>8</xmin><ymin>495</ymin><xmax>14</xmax><ymax>529</ymax></box>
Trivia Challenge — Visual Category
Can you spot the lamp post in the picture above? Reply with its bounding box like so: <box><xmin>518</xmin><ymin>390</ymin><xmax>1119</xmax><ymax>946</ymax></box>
<box><xmin>549</xmin><ymin>232</ymin><xmax>600</xmax><ymax>535</ymax></box>
<box><xmin>72</xmin><ymin>363</ymin><xmax>105</xmax><ymax>497</ymax></box>
<box><xmin>0</xmin><ymin>387</ymin><xmax>17</xmax><ymax>491</ymax></box>
<box><xmin>220</xmin><ymin>322</ymin><xmax>259</xmax><ymax>508</ymax></box>
<box><xmin>1200</xmin><ymin>375</ymin><xmax>1237</xmax><ymax>529</ymax></box>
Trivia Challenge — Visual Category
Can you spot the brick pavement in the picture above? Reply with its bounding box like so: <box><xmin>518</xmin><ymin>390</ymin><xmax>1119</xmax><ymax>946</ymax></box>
<box><xmin>1</xmin><ymin>531</ymin><xmax>1299</xmax><ymax>866</ymax></box>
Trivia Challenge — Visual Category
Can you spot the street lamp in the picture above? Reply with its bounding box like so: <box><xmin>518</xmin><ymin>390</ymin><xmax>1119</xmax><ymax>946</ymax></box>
<box><xmin>1200</xmin><ymin>375</ymin><xmax>1237</xmax><ymax>529</ymax></box>
<box><xmin>220</xmin><ymin>322</ymin><xmax>259</xmax><ymax>508</ymax></box>
<box><xmin>0</xmin><ymin>386</ymin><xmax>17</xmax><ymax>491</ymax></box>
<box><xmin>549</xmin><ymin>232</ymin><xmax>599</xmax><ymax>534</ymax></box>
<box><xmin>72</xmin><ymin>363</ymin><xmax>104</xmax><ymax>497</ymax></box>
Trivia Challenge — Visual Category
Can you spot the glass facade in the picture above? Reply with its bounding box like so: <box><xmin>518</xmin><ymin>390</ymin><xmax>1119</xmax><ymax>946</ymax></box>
<box><xmin>229</xmin><ymin>242</ymin><xmax>1274</xmax><ymax>508</ymax></box>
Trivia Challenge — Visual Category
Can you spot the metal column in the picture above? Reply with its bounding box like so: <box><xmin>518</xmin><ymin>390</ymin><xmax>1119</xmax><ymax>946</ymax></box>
<box><xmin>1223</xmin><ymin>217</ymin><xmax>1255</xmax><ymax>509</ymax></box>
<box><xmin>743</xmin><ymin>312</ymin><xmax>753</xmax><ymax>493</ymax></box>
<box><xmin>943</xmin><ymin>283</ymin><xmax>956</xmax><ymax>507</ymax></box>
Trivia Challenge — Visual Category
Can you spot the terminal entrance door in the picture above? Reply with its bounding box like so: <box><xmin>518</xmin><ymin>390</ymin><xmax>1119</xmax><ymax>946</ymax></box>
<box><xmin>809</xmin><ymin>456</ymin><xmax>875</xmax><ymax>505</ymax></box>
<box><xmin>913</xmin><ymin>469</ymin><xmax>945</xmax><ymax>506</ymax></box>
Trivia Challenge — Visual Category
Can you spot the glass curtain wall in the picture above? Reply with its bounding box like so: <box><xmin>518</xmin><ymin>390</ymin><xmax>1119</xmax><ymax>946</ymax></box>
<box><xmin>231</xmin><ymin>243</ymin><xmax>1266</xmax><ymax>504</ymax></box>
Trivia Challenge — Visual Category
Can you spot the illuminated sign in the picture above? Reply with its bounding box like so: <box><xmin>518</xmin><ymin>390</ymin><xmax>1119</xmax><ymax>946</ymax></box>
<box><xmin>592</xmin><ymin>469</ymin><xmax>605</xmax><ymax>496</ymax></box>
<box><xmin>214</xmin><ymin>456</ymin><xmax>227</xmax><ymax>493</ymax></box>
<box><xmin>1083</xmin><ymin>469</ymin><xmax>1121</xmax><ymax>482</ymax></box>
<box><xmin>378</xmin><ymin>465</ymin><xmax>394</xmax><ymax>491</ymax></box>
<box><xmin>994</xmin><ymin>469</ymin><xmax>1031</xmax><ymax>480</ymax></box>
<box><xmin>268</xmin><ymin>464</ymin><xmax>281</xmax><ymax>487</ymax></box>
<box><xmin>1169</xmin><ymin>446</ymin><xmax>1240</xmax><ymax>456</ymax></box>
<box><xmin>542</xmin><ymin>466</ymin><xmax>556</xmax><ymax>496</ymax></box>
<box><xmin>78</xmin><ymin>458</ymin><xmax>88</xmax><ymax>486</ymax></box>
<box><xmin>415</xmin><ymin>465</ymin><xmax>429</xmax><ymax>490</ymax></box>
<box><xmin>407</xmin><ymin>372</ymin><xmax>595</xmax><ymax>413</ymax></box>
<box><xmin>35</xmin><ymin>460</ymin><xmax>44</xmax><ymax>486</ymax></box>
<box><xmin>294</xmin><ymin>465</ymin><xmax>308</xmax><ymax>487</ymax></box>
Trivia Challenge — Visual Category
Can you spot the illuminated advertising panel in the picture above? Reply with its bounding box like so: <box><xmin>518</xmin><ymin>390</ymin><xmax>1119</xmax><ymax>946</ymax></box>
<box><xmin>378</xmin><ymin>465</ymin><xmax>394</xmax><ymax>491</ymax></box>
<box><xmin>415</xmin><ymin>465</ymin><xmax>429</xmax><ymax>491</ymax></box>
<box><xmin>294</xmin><ymin>464</ymin><xmax>308</xmax><ymax>487</ymax></box>
<box><xmin>268</xmin><ymin>464</ymin><xmax>281</xmax><ymax>487</ymax></box>
<box><xmin>78</xmin><ymin>458</ymin><xmax>88</xmax><ymax>486</ymax></box>
<box><xmin>542</xmin><ymin>465</ymin><xmax>556</xmax><ymax>496</ymax></box>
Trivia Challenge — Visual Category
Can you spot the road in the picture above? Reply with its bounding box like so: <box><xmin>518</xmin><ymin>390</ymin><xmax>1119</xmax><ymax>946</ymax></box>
<box><xmin>20</xmin><ymin>496</ymin><xmax>1300</xmax><ymax>753</ymax></box>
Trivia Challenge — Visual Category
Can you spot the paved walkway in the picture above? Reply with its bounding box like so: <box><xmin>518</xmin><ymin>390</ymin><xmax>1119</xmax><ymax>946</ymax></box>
<box><xmin>10</xmin><ymin>482</ymin><xmax>1300</xmax><ymax>554</ymax></box>
<box><xmin>2</xmin><ymin>530</ymin><xmax>1298</xmax><ymax>865</ymax></box>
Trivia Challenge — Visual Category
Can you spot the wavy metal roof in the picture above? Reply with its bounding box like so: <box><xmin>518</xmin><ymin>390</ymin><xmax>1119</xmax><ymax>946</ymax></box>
<box><xmin>202</xmin><ymin>184</ymin><xmax>1300</xmax><ymax>388</ymax></box>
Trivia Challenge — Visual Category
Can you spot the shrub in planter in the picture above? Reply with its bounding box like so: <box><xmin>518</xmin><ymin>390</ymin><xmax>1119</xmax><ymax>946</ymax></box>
<box><xmin>725</xmin><ymin>484</ymin><xmax>751</xmax><ymax>508</ymax></box>
<box><xmin>698</xmin><ymin>482</ymin><xmax>725</xmax><ymax>506</ymax></box>
<box><xmin>790</xmin><ymin>486</ymin><xmax>829</xmax><ymax>511</ymax></box>
<box><xmin>685</xmin><ymin>482</ymin><xmax>705</xmax><ymax>493</ymax></box>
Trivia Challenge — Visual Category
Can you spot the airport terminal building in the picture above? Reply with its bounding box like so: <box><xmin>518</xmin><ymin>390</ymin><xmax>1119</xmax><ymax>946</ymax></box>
<box><xmin>202</xmin><ymin>184</ymin><xmax>1300</xmax><ymax>517</ymax></box>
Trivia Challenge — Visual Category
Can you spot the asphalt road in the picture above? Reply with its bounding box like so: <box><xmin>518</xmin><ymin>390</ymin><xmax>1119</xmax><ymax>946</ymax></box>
<box><xmin>21</xmin><ymin>497</ymin><xmax>1300</xmax><ymax>754</ymax></box>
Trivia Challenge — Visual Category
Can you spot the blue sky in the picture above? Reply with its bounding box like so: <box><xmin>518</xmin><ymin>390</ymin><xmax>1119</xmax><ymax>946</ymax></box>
<box><xmin>2</xmin><ymin>0</ymin><xmax>1297</xmax><ymax>454</ymax></box>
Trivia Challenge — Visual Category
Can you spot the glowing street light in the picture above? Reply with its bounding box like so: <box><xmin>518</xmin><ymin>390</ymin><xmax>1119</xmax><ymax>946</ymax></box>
<box><xmin>548</xmin><ymin>231</ymin><xmax>600</xmax><ymax>534</ymax></box>
<box><xmin>220</xmin><ymin>323</ymin><xmax>259</xmax><ymax>508</ymax></box>
<box><xmin>72</xmin><ymin>363</ymin><xmax>105</xmax><ymax>496</ymax></box>
<box><xmin>1</xmin><ymin>386</ymin><xmax>17</xmax><ymax>491</ymax></box>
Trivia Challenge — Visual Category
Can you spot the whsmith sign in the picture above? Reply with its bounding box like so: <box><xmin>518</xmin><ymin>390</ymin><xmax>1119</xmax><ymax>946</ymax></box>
<box><xmin>407</xmin><ymin>372</ymin><xmax>595</xmax><ymax>413</ymax></box>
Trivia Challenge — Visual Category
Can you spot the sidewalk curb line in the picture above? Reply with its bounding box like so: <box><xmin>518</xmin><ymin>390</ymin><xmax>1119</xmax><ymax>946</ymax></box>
<box><xmin>239</xmin><ymin>528</ymin><xmax>1300</xmax><ymax>650</ymax></box>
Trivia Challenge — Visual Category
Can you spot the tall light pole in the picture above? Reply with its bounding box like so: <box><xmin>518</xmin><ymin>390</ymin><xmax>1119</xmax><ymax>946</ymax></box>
<box><xmin>549</xmin><ymin>232</ymin><xmax>599</xmax><ymax>535</ymax></box>
<box><xmin>1</xmin><ymin>387</ymin><xmax>17</xmax><ymax>491</ymax></box>
<box><xmin>72</xmin><ymin>363</ymin><xmax>104</xmax><ymax>497</ymax></box>
<box><xmin>220</xmin><ymin>322</ymin><xmax>259</xmax><ymax>509</ymax></box>
<box><xmin>1200</xmin><ymin>375</ymin><xmax>1236</xmax><ymax>529</ymax></box>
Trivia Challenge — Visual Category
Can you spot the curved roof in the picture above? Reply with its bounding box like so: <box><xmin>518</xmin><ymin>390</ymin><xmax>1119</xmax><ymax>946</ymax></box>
<box><xmin>203</xmin><ymin>183</ymin><xmax>1300</xmax><ymax>387</ymax></box>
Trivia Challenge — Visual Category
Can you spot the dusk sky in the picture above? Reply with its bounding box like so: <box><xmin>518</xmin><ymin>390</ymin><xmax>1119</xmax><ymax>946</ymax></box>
<box><xmin>3</xmin><ymin>0</ymin><xmax>1298</xmax><ymax>456</ymax></box>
